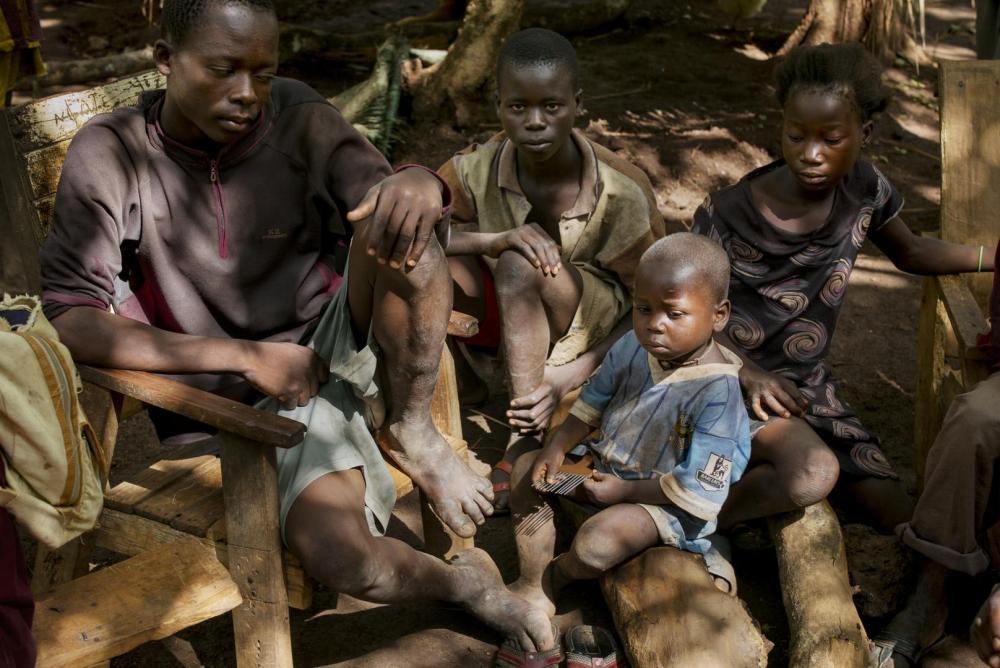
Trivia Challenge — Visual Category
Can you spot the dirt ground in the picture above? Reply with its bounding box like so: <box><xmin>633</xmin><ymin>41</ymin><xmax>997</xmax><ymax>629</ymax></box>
<box><xmin>21</xmin><ymin>0</ymin><xmax>993</xmax><ymax>665</ymax></box>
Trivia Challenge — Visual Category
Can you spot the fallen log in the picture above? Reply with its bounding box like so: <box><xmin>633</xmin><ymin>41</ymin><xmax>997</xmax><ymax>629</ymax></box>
<box><xmin>769</xmin><ymin>501</ymin><xmax>871</xmax><ymax>668</ymax></box>
<box><xmin>600</xmin><ymin>547</ymin><xmax>770</xmax><ymax>667</ymax></box>
<box><xmin>17</xmin><ymin>47</ymin><xmax>154</xmax><ymax>90</ymax></box>
<box><xmin>556</xmin><ymin>499</ymin><xmax>770</xmax><ymax>668</ymax></box>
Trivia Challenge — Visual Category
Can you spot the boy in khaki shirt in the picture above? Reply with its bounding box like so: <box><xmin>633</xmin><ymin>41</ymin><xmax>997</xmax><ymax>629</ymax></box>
<box><xmin>439</xmin><ymin>28</ymin><xmax>665</xmax><ymax>511</ymax></box>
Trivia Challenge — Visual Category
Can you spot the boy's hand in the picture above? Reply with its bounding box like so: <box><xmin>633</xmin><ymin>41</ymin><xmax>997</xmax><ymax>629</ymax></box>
<box><xmin>348</xmin><ymin>168</ymin><xmax>445</xmax><ymax>270</ymax></box>
<box><xmin>489</xmin><ymin>223</ymin><xmax>562</xmax><ymax>276</ymax></box>
<box><xmin>241</xmin><ymin>341</ymin><xmax>330</xmax><ymax>410</ymax></box>
<box><xmin>531</xmin><ymin>445</ymin><xmax>567</xmax><ymax>487</ymax></box>
<box><xmin>507</xmin><ymin>365</ymin><xmax>575</xmax><ymax>434</ymax></box>
<box><xmin>580</xmin><ymin>471</ymin><xmax>630</xmax><ymax>506</ymax></box>
<box><xmin>740</xmin><ymin>366</ymin><xmax>808</xmax><ymax>421</ymax></box>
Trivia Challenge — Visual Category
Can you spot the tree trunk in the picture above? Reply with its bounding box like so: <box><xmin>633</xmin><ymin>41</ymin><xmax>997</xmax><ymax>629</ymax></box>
<box><xmin>777</xmin><ymin>0</ymin><xmax>926</xmax><ymax>63</ymax></box>
<box><xmin>410</xmin><ymin>0</ymin><xmax>525</xmax><ymax>127</ymax></box>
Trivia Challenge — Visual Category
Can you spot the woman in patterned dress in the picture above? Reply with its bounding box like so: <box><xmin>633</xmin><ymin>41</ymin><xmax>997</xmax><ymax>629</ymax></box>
<box><xmin>692</xmin><ymin>43</ymin><xmax>995</xmax><ymax>533</ymax></box>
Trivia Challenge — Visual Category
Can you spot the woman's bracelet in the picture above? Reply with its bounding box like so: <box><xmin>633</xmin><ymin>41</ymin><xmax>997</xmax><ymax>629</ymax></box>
<box><xmin>978</xmin><ymin>244</ymin><xmax>985</xmax><ymax>273</ymax></box>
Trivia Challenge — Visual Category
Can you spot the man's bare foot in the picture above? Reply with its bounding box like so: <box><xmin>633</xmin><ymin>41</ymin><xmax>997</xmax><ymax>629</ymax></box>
<box><xmin>971</xmin><ymin>584</ymin><xmax>1000</xmax><ymax>667</ymax></box>
<box><xmin>379</xmin><ymin>421</ymin><xmax>493</xmax><ymax>538</ymax></box>
<box><xmin>449</xmin><ymin>548</ymin><xmax>556</xmax><ymax>652</ymax></box>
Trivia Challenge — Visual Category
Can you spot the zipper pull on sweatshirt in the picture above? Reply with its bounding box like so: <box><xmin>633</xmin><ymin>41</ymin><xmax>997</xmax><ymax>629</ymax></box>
<box><xmin>210</xmin><ymin>160</ymin><xmax>218</xmax><ymax>183</ymax></box>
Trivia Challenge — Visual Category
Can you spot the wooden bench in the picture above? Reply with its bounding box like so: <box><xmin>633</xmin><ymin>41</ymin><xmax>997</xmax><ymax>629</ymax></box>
<box><xmin>0</xmin><ymin>71</ymin><xmax>476</xmax><ymax>667</ymax></box>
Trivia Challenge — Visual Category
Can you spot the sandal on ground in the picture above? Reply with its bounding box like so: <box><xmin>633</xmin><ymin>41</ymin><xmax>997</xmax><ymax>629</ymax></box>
<box><xmin>490</xmin><ymin>459</ymin><xmax>514</xmax><ymax>515</ymax></box>
<box><xmin>871</xmin><ymin>631</ymin><xmax>919</xmax><ymax>668</ymax></box>
<box><xmin>564</xmin><ymin>625</ymin><xmax>621</xmax><ymax>668</ymax></box>
<box><xmin>494</xmin><ymin>623</ymin><xmax>563</xmax><ymax>668</ymax></box>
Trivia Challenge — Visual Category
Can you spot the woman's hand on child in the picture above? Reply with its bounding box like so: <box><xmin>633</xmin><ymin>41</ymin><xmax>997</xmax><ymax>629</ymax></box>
<box><xmin>740</xmin><ymin>366</ymin><xmax>808</xmax><ymax>421</ymax></box>
<box><xmin>531</xmin><ymin>446</ymin><xmax>567</xmax><ymax>487</ymax></box>
<box><xmin>489</xmin><ymin>223</ymin><xmax>563</xmax><ymax>277</ymax></box>
<box><xmin>580</xmin><ymin>471</ymin><xmax>630</xmax><ymax>506</ymax></box>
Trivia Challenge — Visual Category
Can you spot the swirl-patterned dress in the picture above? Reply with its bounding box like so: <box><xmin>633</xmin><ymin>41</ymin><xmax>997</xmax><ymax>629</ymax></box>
<box><xmin>691</xmin><ymin>159</ymin><xmax>904</xmax><ymax>479</ymax></box>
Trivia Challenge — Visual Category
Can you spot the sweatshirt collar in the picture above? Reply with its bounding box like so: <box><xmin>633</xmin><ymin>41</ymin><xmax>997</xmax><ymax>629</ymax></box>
<box><xmin>144</xmin><ymin>92</ymin><xmax>274</xmax><ymax>168</ymax></box>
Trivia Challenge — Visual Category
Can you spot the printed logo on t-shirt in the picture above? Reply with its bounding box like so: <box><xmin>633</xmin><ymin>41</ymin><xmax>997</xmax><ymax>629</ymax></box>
<box><xmin>696</xmin><ymin>453</ymin><xmax>732</xmax><ymax>492</ymax></box>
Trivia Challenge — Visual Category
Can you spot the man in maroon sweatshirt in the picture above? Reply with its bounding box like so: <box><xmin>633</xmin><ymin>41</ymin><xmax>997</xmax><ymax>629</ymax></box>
<box><xmin>874</xmin><ymin>239</ymin><xmax>1000</xmax><ymax>667</ymax></box>
<box><xmin>38</xmin><ymin>0</ymin><xmax>554</xmax><ymax>653</ymax></box>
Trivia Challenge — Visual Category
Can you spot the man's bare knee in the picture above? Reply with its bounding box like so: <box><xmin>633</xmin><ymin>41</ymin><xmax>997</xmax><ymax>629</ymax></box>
<box><xmin>299</xmin><ymin>535</ymin><xmax>383</xmax><ymax>596</ymax></box>
<box><xmin>787</xmin><ymin>446</ymin><xmax>840</xmax><ymax>508</ymax></box>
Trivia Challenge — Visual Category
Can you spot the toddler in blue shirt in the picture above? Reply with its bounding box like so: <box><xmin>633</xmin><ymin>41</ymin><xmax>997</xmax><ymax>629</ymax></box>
<box><xmin>508</xmin><ymin>232</ymin><xmax>751</xmax><ymax>616</ymax></box>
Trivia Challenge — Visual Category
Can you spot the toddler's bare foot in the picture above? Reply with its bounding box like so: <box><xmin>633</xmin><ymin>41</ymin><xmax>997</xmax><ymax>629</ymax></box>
<box><xmin>379</xmin><ymin>421</ymin><xmax>493</xmax><ymax>538</ymax></box>
<box><xmin>449</xmin><ymin>548</ymin><xmax>556</xmax><ymax>652</ymax></box>
<box><xmin>971</xmin><ymin>584</ymin><xmax>1000</xmax><ymax>667</ymax></box>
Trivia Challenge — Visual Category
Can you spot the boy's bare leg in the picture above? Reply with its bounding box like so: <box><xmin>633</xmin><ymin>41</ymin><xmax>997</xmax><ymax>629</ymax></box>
<box><xmin>285</xmin><ymin>469</ymin><xmax>556</xmax><ymax>651</ymax></box>
<box><xmin>508</xmin><ymin>451</ymin><xmax>561</xmax><ymax>616</ymax></box>
<box><xmin>555</xmin><ymin>504</ymin><xmax>660</xmax><ymax>581</ymax></box>
<box><xmin>348</xmin><ymin>226</ymin><xmax>493</xmax><ymax>538</ymax></box>
<box><xmin>492</xmin><ymin>250</ymin><xmax>583</xmax><ymax>508</ymax></box>
<box><xmin>509</xmin><ymin>452</ymin><xmax>661</xmax><ymax>613</ymax></box>
<box><xmin>717</xmin><ymin>417</ymin><xmax>839</xmax><ymax>530</ymax></box>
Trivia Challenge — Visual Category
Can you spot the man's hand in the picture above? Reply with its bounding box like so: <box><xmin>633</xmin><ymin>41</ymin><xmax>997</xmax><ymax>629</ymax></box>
<box><xmin>508</xmin><ymin>364</ymin><xmax>576</xmax><ymax>434</ymax></box>
<box><xmin>579</xmin><ymin>471</ymin><xmax>630</xmax><ymax>506</ymax></box>
<box><xmin>740</xmin><ymin>365</ymin><xmax>808</xmax><ymax>421</ymax></box>
<box><xmin>347</xmin><ymin>168</ymin><xmax>445</xmax><ymax>270</ymax></box>
<box><xmin>531</xmin><ymin>445</ymin><xmax>567</xmax><ymax>487</ymax></box>
<box><xmin>242</xmin><ymin>341</ymin><xmax>330</xmax><ymax>410</ymax></box>
<box><xmin>488</xmin><ymin>223</ymin><xmax>562</xmax><ymax>277</ymax></box>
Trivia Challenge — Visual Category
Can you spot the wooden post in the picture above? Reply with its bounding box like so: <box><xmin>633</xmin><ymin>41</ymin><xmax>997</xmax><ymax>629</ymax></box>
<box><xmin>914</xmin><ymin>276</ymin><xmax>944</xmax><ymax>484</ymax></box>
<box><xmin>769</xmin><ymin>502</ymin><xmax>869</xmax><ymax>668</ymax></box>
<box><xmin>221</xmin><ymin>434</ymin><xmax>293</xmax><ymax>668</ymax></box>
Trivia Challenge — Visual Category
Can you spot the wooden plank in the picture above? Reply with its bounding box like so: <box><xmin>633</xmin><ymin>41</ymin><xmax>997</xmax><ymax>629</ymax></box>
<box><xmin>170</xmin><ymin>486</ymin><xmax>227</xmax><ymax>537</ymax></box>
<box><xmin>105</xmin><ymin>444</ymin><xmax>214</xmax><ymax>512</ymax></box>
<box><xmin>31</xmin><ymin>539</ymin><xmax>91</xmax><ymax>597</ymax></box>
<box><xmin>90</xmin><ymin>508</ymin><xmax>313</xmax><ymax>611</ymax></box>
<box><xmin>446</xmin><ymin>310</ymin><xmax>479</xmax><ymax>338</ymax></box>
<box><xmin>220</xmin><ymin>434</ymin><xmax>293</xmax><ymax>666</ymax></box>
<box><xmin>25</xmin><ymin>139</ymin><xmax>70</xmax><ymax>201</ymax></box>
<box><xmin>78</xmin><ymin>366</ymin><xmax>305</xmax><ymax>448</ymax></box>
<box><xmin>7</xmin><ymin>70</ymin><xmax>164</xmax><ymax>153</ymax></box>
<box><xmin>134</xmin><ymin>457</ymin><xmax>222</xmax><ymax>528</ymax></box>
<box><xmin>940</xmin><ymin>60</ymin><xmax>1000</xmax><ymax>308</ymax></box>
<box><xmin>34</xmin><ymin>537</ymin><xmax>241</xmax><ymax>668</ymax></box>
<box><xmin>430</xmin><ymin>344</ymin><xmax>463</xmax><ymax>440</ymax></box>
<box><xmin>936</xmin><ymin>274</ymin><xmax>990</xmax><ymax>359</ymax></box>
